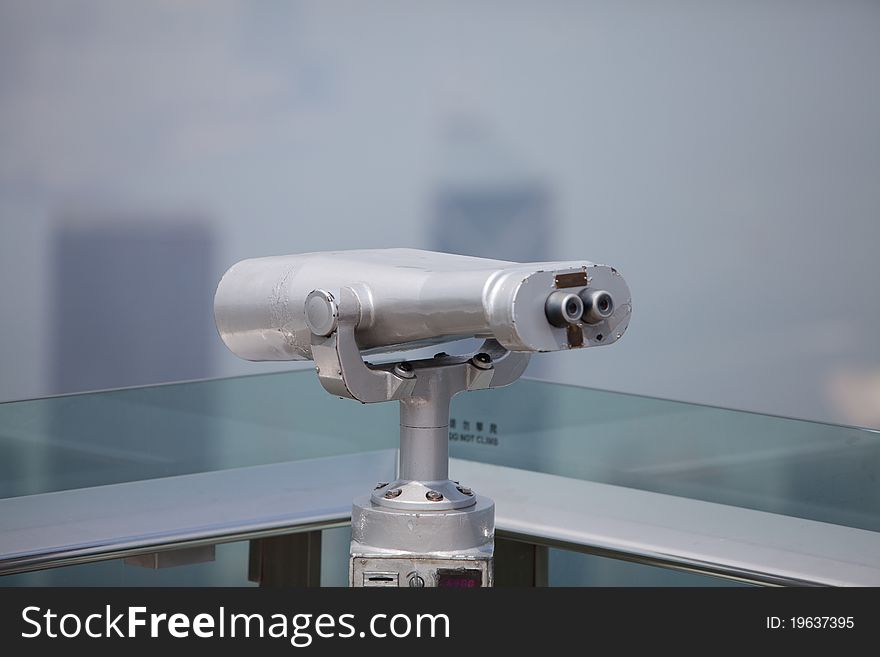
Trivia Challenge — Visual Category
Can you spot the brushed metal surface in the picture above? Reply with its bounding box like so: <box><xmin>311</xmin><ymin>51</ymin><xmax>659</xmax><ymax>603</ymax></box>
<box><xmin>213</xmin><ymin>248</ymin><xmax>631</xmax><ymax>360</ymax></box>
<box><xmin>0</xmin><ymin>450</ymin><xmax>397</xmax><ymax>576</ymax></box>
<box><xmin>4</xmin><ymin>452</ymin><xmax>878</xmax><ymax>585</ymax></box>
<box><xmin>450</xmin><ymin>459</ymin><xmax>880</xmax><ymax>587</ymax></box>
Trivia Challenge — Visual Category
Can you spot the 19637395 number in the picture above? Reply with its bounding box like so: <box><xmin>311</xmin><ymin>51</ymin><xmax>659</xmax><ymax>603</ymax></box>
<box><xmin>766</xmin><ymin>616</ymin><xmax>854</xmax><ymax>629</ymax></box>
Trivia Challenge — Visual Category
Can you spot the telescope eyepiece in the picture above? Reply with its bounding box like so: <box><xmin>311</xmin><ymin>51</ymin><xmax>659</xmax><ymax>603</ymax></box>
<box><xmin>580</xmin><ymin>289</ymin><xmax>614</xmax><ymax>324</ymax></box>
<box><xmin>545</xmin><ymin>291</ymin><xmax>585</xmax><ymax>328</ymax></box>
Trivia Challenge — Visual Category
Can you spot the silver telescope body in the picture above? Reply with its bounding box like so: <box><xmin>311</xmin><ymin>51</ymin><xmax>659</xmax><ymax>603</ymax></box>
<box><xmin>214</xmin><ymin>248</ymin><xmax>630</xmax><ymax>359</ymax></box>
<box><xmin>214</xmin><ymin>247</ymin><xmax>631</xmax><ymax>587</ymax></box>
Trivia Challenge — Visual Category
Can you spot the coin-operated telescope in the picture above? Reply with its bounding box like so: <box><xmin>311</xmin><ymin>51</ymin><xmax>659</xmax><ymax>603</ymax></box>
<box><xmin>215</xmin><ymin>248</ymin><xmax>631</xmax><ymax>587</ymax></box>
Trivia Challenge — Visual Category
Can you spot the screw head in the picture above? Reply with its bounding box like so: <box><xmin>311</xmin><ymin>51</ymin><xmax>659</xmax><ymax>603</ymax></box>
<box><xmin>394</xmin><ymin>362</ymin><xmax>415</xmax><ymax>379</ymax></box>
<box><xmin>456</xmin><ymin>485</ymin><xmax>474</xmax><ymax>496</ymax></box>
<box><xmin>425</xmin><ymin>490</ymin><xmax>444</xmax><ymax>501</ymax></box>
<box><xmin>471</xmin><ymin>352</ymin><xmax>493</xmax><ymax>370</ymax></box>
<box><xmin>384</xmin><ymin>488</ymin><xmax>402</xmax><ymax>499</ymax></box>
<box><xmin>374</xmin><ymin>482</ymin><xmax>388</xmax><ymax>490</ymax></box>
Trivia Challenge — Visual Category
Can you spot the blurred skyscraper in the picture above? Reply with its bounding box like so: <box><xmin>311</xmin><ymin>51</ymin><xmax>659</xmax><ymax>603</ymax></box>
<box><xmin>429</xmin><ymin>117</ymin><xmax>555</xmax><ymax>470</ymax></box>
<box><xmin>52</xmin><ymin>218</ymin><xmax>215</xmax><ymax>393</ymax></box>
<box><xmin>430</xmin><ymin>118</ymin><xmax>555</xmax><ymax>263</ymax></box>
<box><xmin>48</xmin><ymin>217</ymin><xmax>218</xmax><ymax>494</ymax></box>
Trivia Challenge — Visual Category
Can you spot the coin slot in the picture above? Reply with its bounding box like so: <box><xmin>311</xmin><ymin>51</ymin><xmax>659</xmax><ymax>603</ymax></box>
<box><xmin>363</xmin><ymin>572</ymin><xmax>399</xmax><ymax>587</ymax></box>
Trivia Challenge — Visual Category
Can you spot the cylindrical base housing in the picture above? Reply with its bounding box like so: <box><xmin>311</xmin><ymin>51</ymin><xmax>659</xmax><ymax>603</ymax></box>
<box><xmin>351</xmin><ymin>494</ymin><xmax>494</xmax><ymax>554</ymax></box>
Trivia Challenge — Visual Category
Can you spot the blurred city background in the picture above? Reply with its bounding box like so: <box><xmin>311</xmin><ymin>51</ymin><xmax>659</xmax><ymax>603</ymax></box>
<box><xmin>1</xmin><ymin>0</ymin><xmax>879</xmax><ymax>429</ymax></box>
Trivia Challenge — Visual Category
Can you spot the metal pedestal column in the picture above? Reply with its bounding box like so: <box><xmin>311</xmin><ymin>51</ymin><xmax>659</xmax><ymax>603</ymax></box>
<box><xmin>304</xmin><ymin>286</ymin><xmax>529</xmax><ymax>588</ymax></box>
<box><xmin>351</xmin><ymin>385</ymin><xmax>495</xmax><ymax>588</ymax></box>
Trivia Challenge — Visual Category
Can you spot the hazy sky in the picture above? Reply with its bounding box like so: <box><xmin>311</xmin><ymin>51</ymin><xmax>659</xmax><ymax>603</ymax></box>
<box><xmin>1</xmin><ymin>0</ymin><xmax>879</xmax><ymax>427</ymax></box>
